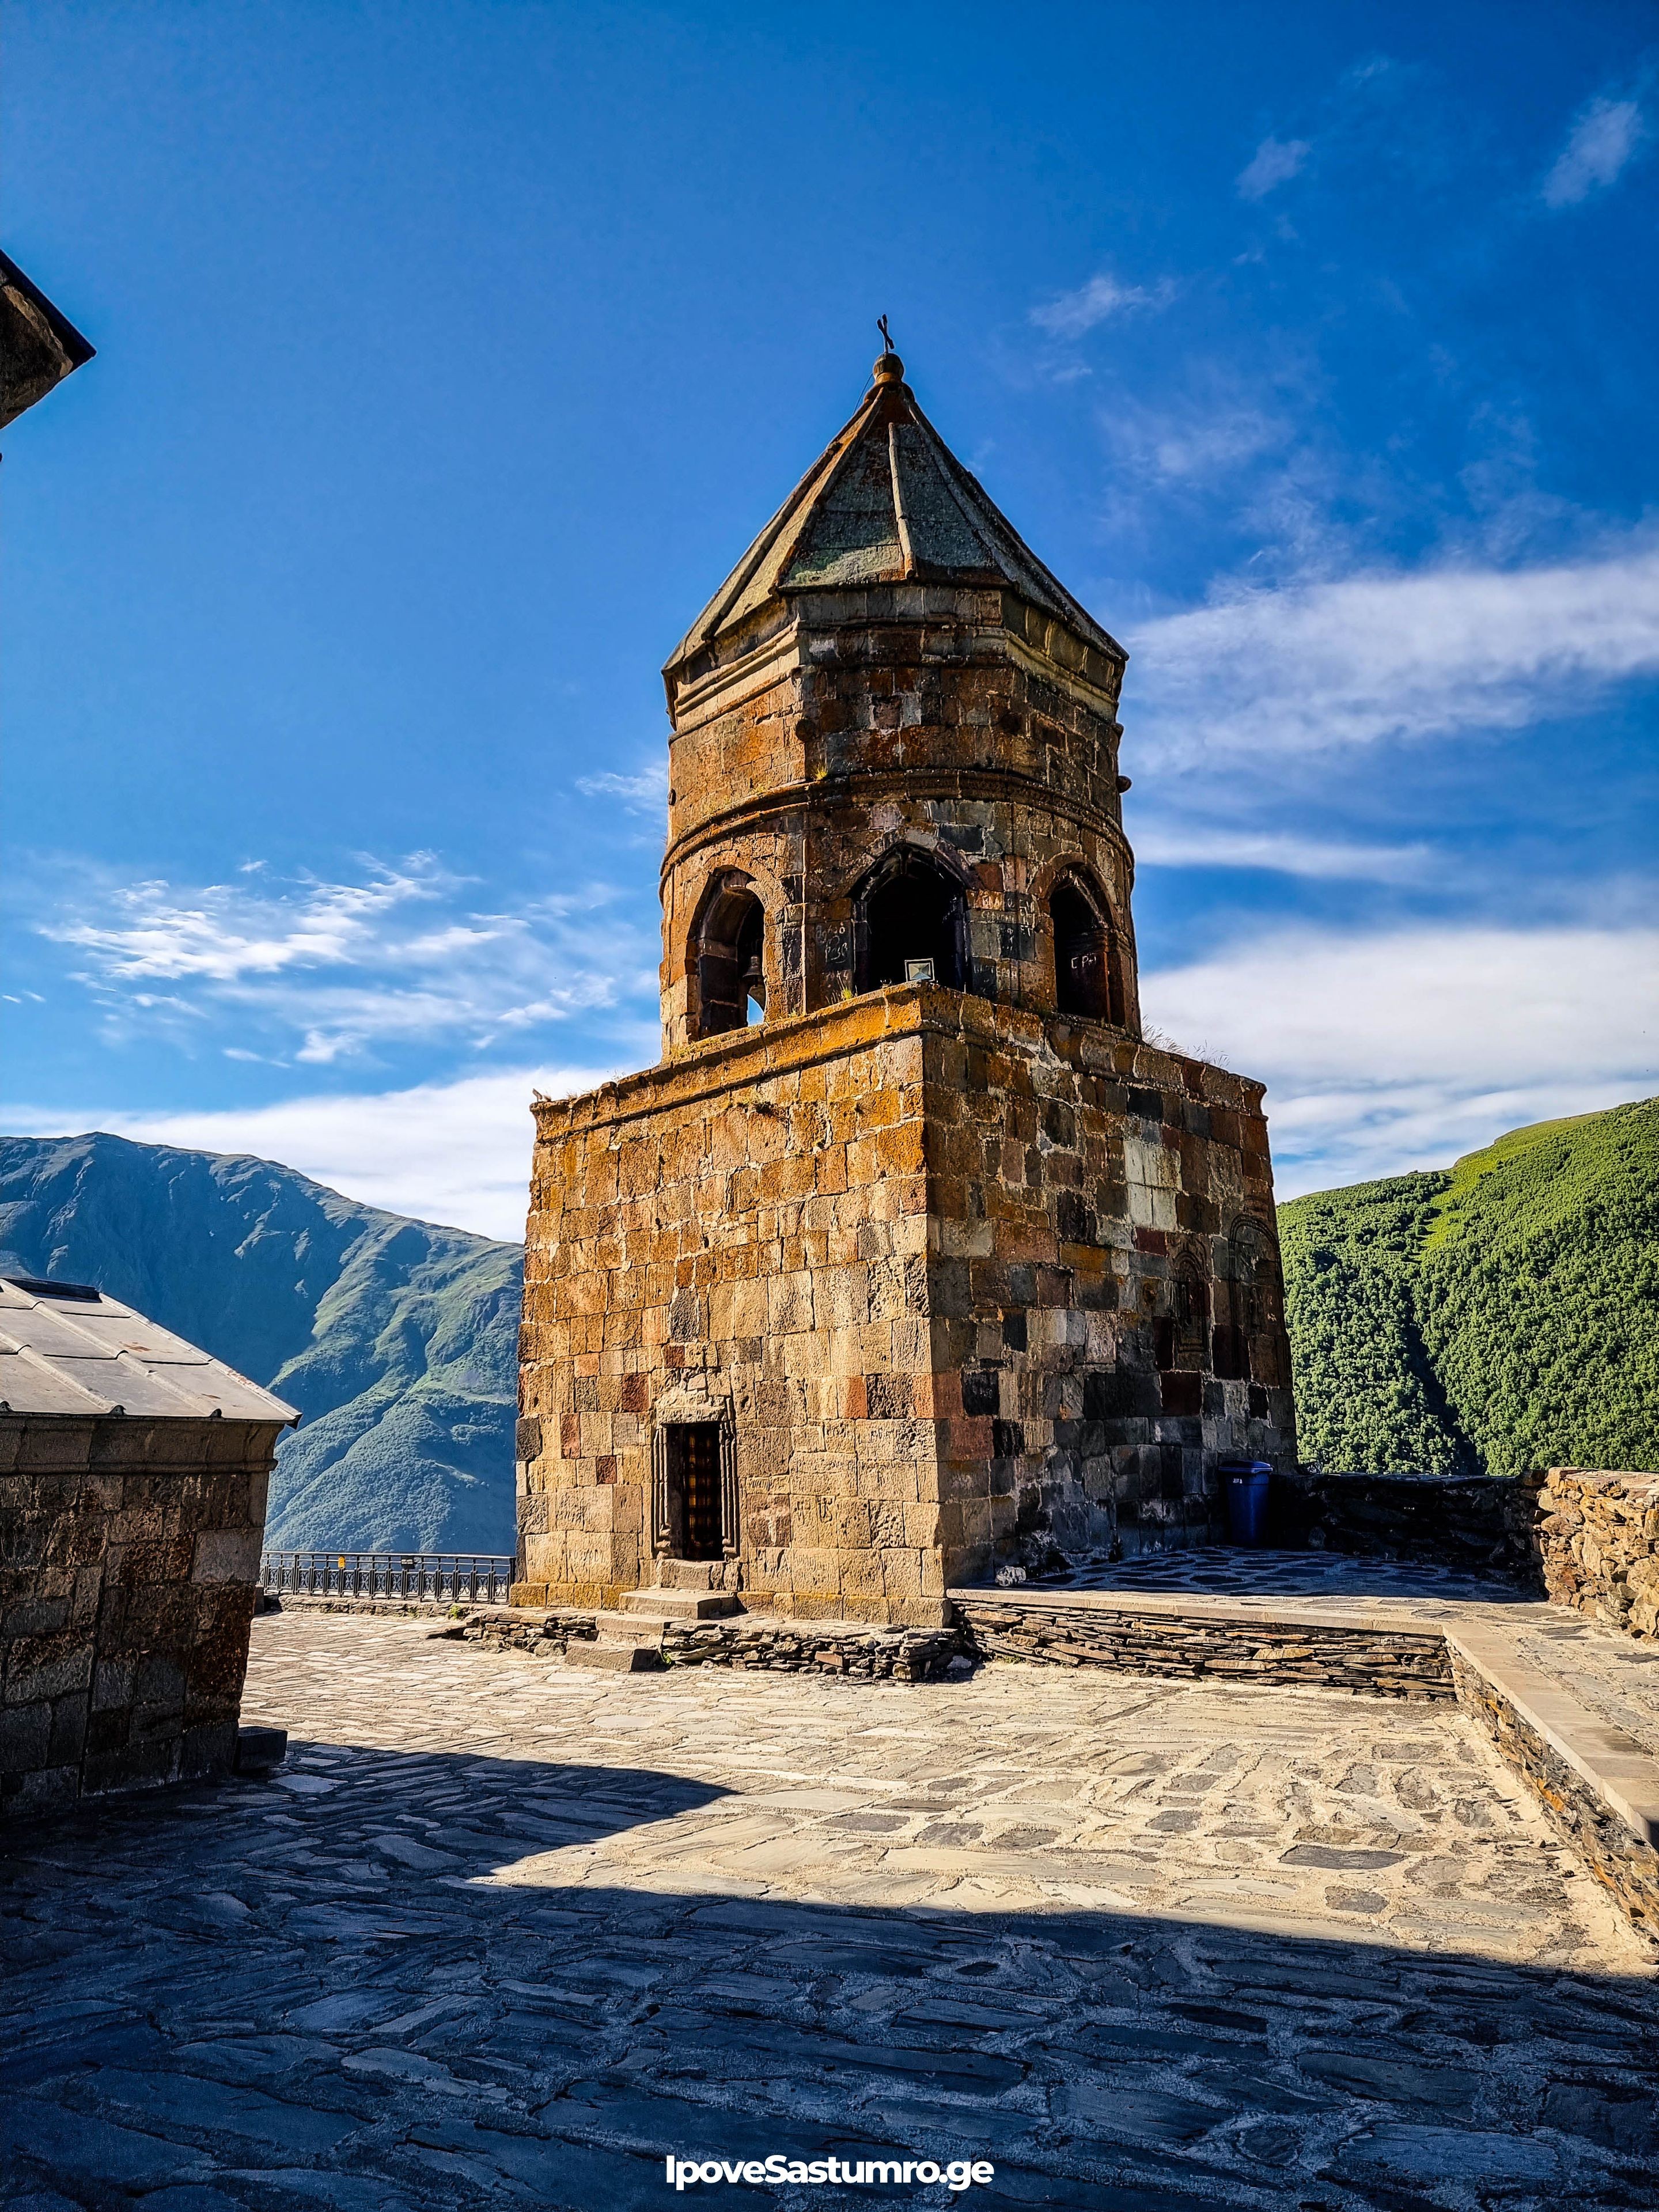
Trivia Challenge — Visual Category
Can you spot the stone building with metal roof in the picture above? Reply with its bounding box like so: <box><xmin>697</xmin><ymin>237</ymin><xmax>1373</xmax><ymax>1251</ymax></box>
<box><xmin>0</xmin><ymin>246</ymin><xmax>93</xmax><ymax>434</ymax></box>
<box><xmin>516</xmin><ymin>344</ymin><xmax>1295</xmax><ymax>1626</ymax></box>
<box><xmin>0</xmin><ymin>1275</ymin><xmax>296</xmax><ymax>1817</ymax></box>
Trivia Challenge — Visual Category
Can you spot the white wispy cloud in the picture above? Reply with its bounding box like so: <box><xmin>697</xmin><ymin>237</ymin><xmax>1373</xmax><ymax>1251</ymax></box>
<box><xmin>1132</xmin><ymin>405</ymin><xmax>1288</xmax><ymax>485</ymax></box>
<box><xmin>1237</xmin><ymin>135</ymin><xmax>1310</xmax><ymax>200</ymax></box>
<box><xmin>1031</xmin><ymin>272</ymin><xmax>1172</xmax><ymax>340</ymax></box>
<box><xmin>46</xmin><ymin>856</ymin><xmax>457</xmax><ymax>986</ymax></box>
<box><xmin>1543</xmin><ymin>95</ymin><xmax>1647</xmax><ymax>207</ymax></box>
<box><xmin>578</xmin><ymin>762</ymin><xmax>668</xmax><ymax>810</ymax></box>
<box><xmin>18</xmin><ymin>922</ymin><xmax>1652</xmax><ymax>1234</ymax></box>
<box><xmin>31</xmin><ymin>855</ymin><xmax>657</xmax><ymax>1065</ymax></box>
<box><xmin>1126</xmin><ymin>541</ymin><xmax>1659</xmax><ymax>759</ymax></box>
<box><xmin>1</xmin><ymin>1066</ymin><xmax>623</xmax><ymax>1243</ymax></box>
<box><xmin>1143</xmin><ymin>922</ymin><xmax>1659</xmax><ymax>1195</ymax></box>
<box><xmin>1131</xmin><ymin>820</ymin><xmax>1432</xmax><ymax>883</ymax></box>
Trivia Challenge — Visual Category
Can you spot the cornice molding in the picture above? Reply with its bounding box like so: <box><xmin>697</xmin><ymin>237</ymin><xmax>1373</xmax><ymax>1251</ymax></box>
<box><xmin>661</xmin><ymin>767</ymin><xmax>1135</xmax><ymax>887</ymax></box>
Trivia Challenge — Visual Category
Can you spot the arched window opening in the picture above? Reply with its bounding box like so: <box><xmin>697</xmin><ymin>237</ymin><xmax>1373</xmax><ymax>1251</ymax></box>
<box><xmin>1050</xmin><ymin>873</ymin><xmax>1120</xmax><ymax>1022</ymax></box>
<box><xmin>692</xmin><ymin>880</ymin><xmax>767</xmax><ymax>1039</ymax></box>
<box><xmin>855</xmin><ymin>849</ymin><xmax>966</xmax><ymax>993</ymax></box>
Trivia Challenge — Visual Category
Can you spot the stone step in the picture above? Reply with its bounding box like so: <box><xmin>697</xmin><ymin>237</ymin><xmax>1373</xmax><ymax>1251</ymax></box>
<box><xmin>563</xmin><ymin>1639</ymin><xmax>664</xmax><ymax>1673</ymax></box>
<box><xmin>589</xmin><ymin>1609</ymin><xmax>669</xmax><ymax>1644</ymax></box>
<box><xmin>622</xmin><ymin>1590</ymin><xmax>739</xmax><ymax>1622</ymax></box>
<box><xmin>235</xmin><ymin>1724</ymin><xmax>288</xmax><ymax>1775</ymax></box>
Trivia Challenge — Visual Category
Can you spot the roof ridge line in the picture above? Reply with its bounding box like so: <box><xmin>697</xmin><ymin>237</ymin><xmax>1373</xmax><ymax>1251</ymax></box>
<box><xmin>906</xmin><ymin>399</ymin><xmax>1125</xmax><ymax>658</ymax></box>
<box><xmin>7</xmin><ymin>1339</ymin><xmax>111</xmax><ymax>1410</ymax></box>
<box><xmin>899</xmin><ymin>395</ymin><xmax>1004</xmax><ymax>576</ymax></box>
<box><xmin>885</xmin><ymin>419</ymin><xmax>916</xmax><ymax>578</ymax></box>
<box><xmin>669</xmin><ymin>385</ymin><xmax>884</xmax><ymax>668</ymax></box>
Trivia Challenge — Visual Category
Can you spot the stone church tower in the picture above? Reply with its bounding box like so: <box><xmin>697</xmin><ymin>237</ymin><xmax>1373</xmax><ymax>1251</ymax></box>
<box><xmin>515</xmin><ymin>344</ymin><xmax>1295</xmax><ymax>1625</ymax></box>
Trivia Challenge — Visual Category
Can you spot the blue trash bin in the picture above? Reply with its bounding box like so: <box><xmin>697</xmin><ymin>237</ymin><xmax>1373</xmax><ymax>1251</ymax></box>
<box><xmin>1221</xmin><ymin>1460</ymin><xmax>1274</xmax><ymax>1547</ymax></box>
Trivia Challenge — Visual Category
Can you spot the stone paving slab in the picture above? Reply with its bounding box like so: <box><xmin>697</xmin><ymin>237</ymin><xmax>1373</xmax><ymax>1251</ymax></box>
<box><xmin>1505</xmin><ymin>1611</ymin><xmax>1659</xmax><ymax>1762</ymax></box>
<box><xmin>1014</xmin><ymin>1547</ymin><xmax>1537</xmax><ymax>1613</ymax></box>
<box><xmin>957</xmin><ymin>1552</ymin><xmax>1659</xmax><ymax>1857</ymax></box>
<box><xmin>956</xmin><ymin>1581</ymin><xmax>1489</xmax><ymax>1637</ymax></box>
<box><xmin>5</xmin><ymin>1612</ymin><xmax>1659</xmax><ymax>2209</ymax></box>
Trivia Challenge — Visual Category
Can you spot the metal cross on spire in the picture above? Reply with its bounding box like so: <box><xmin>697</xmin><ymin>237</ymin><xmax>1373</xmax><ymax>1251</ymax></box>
<box><xmin>877</xmin><ymin>313</ymin><xmax>893</xmax><ymax>354</ymax></box>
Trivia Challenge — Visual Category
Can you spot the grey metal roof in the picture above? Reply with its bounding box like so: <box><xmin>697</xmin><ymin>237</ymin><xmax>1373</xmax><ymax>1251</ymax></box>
<box><xmin>0</xmin><ymin>1278</ymin><xmax>299</xmax><ymax>1423</ymax></box>
<box><xmin>666</xmin><ymin>351</ymin><xmax>1126</xmax><ymax>673</ymax></box>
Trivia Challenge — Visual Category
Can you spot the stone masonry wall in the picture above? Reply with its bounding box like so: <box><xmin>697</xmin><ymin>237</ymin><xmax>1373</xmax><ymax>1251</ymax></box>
<box><xmin>1274</xmin><ymin>1468</ymin><xmax>1545</xmax><ymax>1582</ymax></box>
<box><xmin>517</xmin><ymin>986</ymin><xmax>1295</xmax><ymax>1625</ymax></box>
<box><xmin>921</xmin><ymin>994</ymin><xmax>1294</xmax><ymax>1572</ymax></box>
<box><xmin>1536</xmin><ymin>1468</ymin><xmax>1659</xmax><ymax>1639</ymax></box>
<box><xmin>660</xmin><ymin>584</ymin><xmax>1141</xmax><ymax>1051</ymax></box>
<box><xmin>518</xmin><ymin>992</ymin><xmax>940</xmax><ymax>1624</ymax></box>
<box><xmin>0</xmin><ymin>1414</ymin><xmax>280</xmax><ymax>1818</ymax></box>
<box><xmin>954</xmin><ymin>1594</ymin><xmax>1454</xmax><ymax>1701</ymax></box>
<box><xmin>453</xmin><ymin>1607</ymin><xmax>964</xmax><ymax>1682</ymax></box>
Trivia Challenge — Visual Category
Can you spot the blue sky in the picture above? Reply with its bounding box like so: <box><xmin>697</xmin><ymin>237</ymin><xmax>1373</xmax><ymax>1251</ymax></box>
<box><xmin>4</xmin><ymin>0</ymin><xmax>1656</xmax><ymax>1238</ymax></box>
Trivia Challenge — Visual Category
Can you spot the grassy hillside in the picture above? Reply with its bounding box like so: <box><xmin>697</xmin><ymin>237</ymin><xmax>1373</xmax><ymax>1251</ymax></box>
<box><xmin>1279</xmin><ymin>1097</ymin><xmax>1659</xmax><ymax>1477</ymax></box>
<box><xmin>0</xmin><ymin>1134</ymin><xmax>521</xmax><ymax>1552</ymax></box>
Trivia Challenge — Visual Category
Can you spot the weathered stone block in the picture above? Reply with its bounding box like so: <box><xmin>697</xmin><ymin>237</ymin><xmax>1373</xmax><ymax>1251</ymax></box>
<box><xmin>0</xmin><ymin>1411</ymin><xmax>281</xmax><ymax>1820</ymax></box>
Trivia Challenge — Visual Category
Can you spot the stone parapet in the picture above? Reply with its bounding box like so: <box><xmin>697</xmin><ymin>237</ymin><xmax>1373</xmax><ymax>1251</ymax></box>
<box><xmin>1447</xmin><ymin>1638</ymin><xmax>1659</xmax><ymax>1941</ymax></box>
<box><xmin>1535</xmin><ymin>1467</ymin><xmax>1659</xmax><ymax>1638</ymax></box>
<box><xmin>661</xmin><ymin>1616</ymin><xmax>962</xmax><ymax>1680</ymax></box>
<box><xmin>1274</xmin><ymin>1468</ymin><xmax>1545</xmax><ymax>1582</ymax></box>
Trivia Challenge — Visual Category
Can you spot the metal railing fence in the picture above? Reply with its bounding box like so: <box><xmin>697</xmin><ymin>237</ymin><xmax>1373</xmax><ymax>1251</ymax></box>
<box><xmin>260</xmin><ymin>1551</ymin><xmax>516</xmax><ymax>1604</ymax></box>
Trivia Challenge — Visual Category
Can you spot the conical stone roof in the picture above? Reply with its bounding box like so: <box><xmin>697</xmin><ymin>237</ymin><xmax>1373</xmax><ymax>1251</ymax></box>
<box><xmin>668</xmin><ymin>350</ymin><xmax>1124</xmax><ymax>673</ymax></box>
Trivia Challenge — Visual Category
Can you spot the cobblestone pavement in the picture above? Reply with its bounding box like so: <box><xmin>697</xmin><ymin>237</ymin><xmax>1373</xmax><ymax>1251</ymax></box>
<box><xmin>5</xmin><ymin>1613</ymin><xmax>1659</xmax><ymax>2212</ymax></box>
<box><xmin>1030</xmin><ymin>1548</ymin><xmax>1534</xmax><ymax>1609</ymax></box>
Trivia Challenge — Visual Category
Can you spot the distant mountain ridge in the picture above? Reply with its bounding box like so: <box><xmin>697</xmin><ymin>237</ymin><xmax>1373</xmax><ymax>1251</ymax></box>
<box><xmin>7</xmin><ymin>1099</ymin><xmax>1651</xmax><ymax>1549</ymax></box>
<box><xmin>1278</xmin><ymin>1096</ymin><xmax>1659</xmax><ymax>1479</ymax></box>
<box><xmin>0</xmin><ymin>1133</ymin><xmax>521</xmax><ymax>1552</ymax></box>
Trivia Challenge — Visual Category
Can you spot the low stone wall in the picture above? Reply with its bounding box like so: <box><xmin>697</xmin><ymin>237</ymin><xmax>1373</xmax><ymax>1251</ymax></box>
<box><xmin>453</xmin><ymin>1608</ymin><xmax>966</xmax><ymax>1681</ymax></box>
<box><xmin>1449</xmin><ymin>1646</ymin><xmax>1658</xmax><ymax>1940</ymax></box>
<box><xmin>953</xmin><ymin>1594</ymin><xmax>1454</xmax><ymax>1700</ymax></box>
<box><xmin>1273</xmin><ymin>1468</ymin><xmax>1544</xmax><ymax>1580</ymax></box>
<box><xmin>0</xmin><ymin>1414</ymin><xmax>282</xmax><ymax>1819</ymax></box>
<box><xmin>453</xmin><ymin>1607</ymin><xmax>596</xmax><ymax>1656</ymax></box>
<box><xmin>661</xmin><ymin>1618</ymin><xmax>962</xmax><ymax>1680</ymax></box>
<box><xmin>1535</xmin><ymin>1468</ymin><xmax>1659</xmax><ymax>1639</ymax></box>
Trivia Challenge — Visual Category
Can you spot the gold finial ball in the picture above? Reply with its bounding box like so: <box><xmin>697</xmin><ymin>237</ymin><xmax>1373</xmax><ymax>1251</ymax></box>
<box><xmin>873</xmin><ymin>350</ymin><xmax>906</xmax><ymax>385</ymax></box>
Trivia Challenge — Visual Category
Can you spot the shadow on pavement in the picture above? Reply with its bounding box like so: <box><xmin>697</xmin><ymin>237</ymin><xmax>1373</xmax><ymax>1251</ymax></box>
<box><xmin>1</xmin><ymin>1734</ymin><xmax>1656</xmax><ymax>2212</ymax></box>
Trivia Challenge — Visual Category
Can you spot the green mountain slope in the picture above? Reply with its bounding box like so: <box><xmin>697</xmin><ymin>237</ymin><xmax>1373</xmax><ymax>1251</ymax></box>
<box><xmin>1279</xmin><ymin>1097</ymin><xmax>1659</xmax><ymax>1477</ymax></box>
<box><xmin>0</xmin><ymin>1133</ymin><xmax>522</xmax><ymax>1552</ymax></box>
